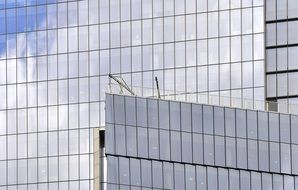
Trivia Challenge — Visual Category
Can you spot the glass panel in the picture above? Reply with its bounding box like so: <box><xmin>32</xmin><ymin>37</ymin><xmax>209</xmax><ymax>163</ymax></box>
<box><xmin>137</xmin><ymin>127</ymin><xmax>148</xmax><ymax>158</ymax></box>
<box><xmin>237</xmin><ymin>138</ymin><xmax>247</xmax><ymax>169</ymax></box>
<box><xmin>171</xmin><ymin>131</ymin><xmax>181</xmax><ymax>162</ymax></box>
<box><xmin>192</xmin><ymin>104</ymin><xmax>203</xmax><ymax>133</ymax></box>
<box><xmin>193</xmin><ymin>133</ymin><xmax>203</xmax><ymax>164</ymax></box>
<box><xmin>230</xmin><ymin>170</ymin><xmax>239</xmax><ymax>190</ymax></box>
<box><xmin>240</xmin><ymin>171</ymin><xmax>250</xmax><ymax>190</ymax></box>
<box><xmin>137</xmin><ymin>98</ymin><xmax>147</xmax><ymax>127</ymax></box>
<box><xmin>182</xmin><ymin>133</ymin><xmax>192</xmax><ymax>162</ymax></box>
<box><xmin>119</xmin><ymin>157</ymin><xmax>129</xmax><ymax>185</ymax></box>
<box><xmin>292</xmin><ymin>145</ymin><xmax>298</xmax><ymax>174</ymax></box>
<box><xmin>203</xmin><ymin>105</ymin><xmax>213</xmax><ymax>134</ymax></box>
<box><xmin>207</xmin><ymin>167</ymin><xmax>218</xmax><ymax>190</ymax></box>
<box><xmin>289</xmin><ymin>73</ymin><xmax>298</xmax><ymax>95</ymax></box>
<box><xmin>129</xmin><ymin>158</ymin><xmax>140</xmax><ymax>186</ymax></box>
<box><xmin>185</xmin><ymin>165</ymin><xmax>196</xmax><ymax>190</ymax></box>
<box><xmin>215</xmin><ymin>136</ymin><xmax>225</xmax><ymax>166</ymax></box>
<box><xmin>160</xmin><ymin>130</ymin><xmax>170</xmax><ymax>160</ymax></box>
<box><xmin>204</xmin><ymin>135</ymin><xmax>214</xmax><ymax>165</ymax></box>
<box><xmin>107</xmin><ymin>156</ymin><xmax>119</xmax><ymax>184</ymax></box>
<box><xmin>262</xmin><ymin>173</ymin><xmax>272</xmax><ymax>190</ymax></box>
<box><xmin>214</xmin><ymin>107</ymin><xmax>224</xmax><ymax>135</ymax></box>
<box><xmin>248</xmin><ymin>140</ymin><xmax>258</xmax><ymax>170</ymax></box>
<box><xmin>148</xmin><ymin>99</ymin><xmax>158</xmax><ymax>128</ymax></box>
<box><xmin>181</xmin><ymin>103</ymin><xmax>191</xmax><ymax>132</ymax></box>
<box><xmin>126</xmin><ymin>126</ymin><xmax>137</xmax><ymax>156</ymax></box>
<box><xmin>247</xmin><ymin>111</ymin><xmax>257</xmax><ymax>139</ymax></box>
<box><xmin>218</xmin><ymin>169</ymin><xmax>228</xmax><ymax>190</ymax></box>
<box><xmin>196</xmin><ymin>166</ymin><xmax>207</xmax><ymax>190</ymax></box>
<box><xmin>170</xmin><ymin>102</ymin><xmax>180</xmax><ymax>131</ymax></box>
<box><xmin>288</xmin><ymin>0</ymin><xmax>298</xmax><ymax>18</ymax></box>
<box><xmin>115</xmin><ymin>125</ymin><xmax>126</xmax><ymax>156</ymax></box>
<box><xmin>149</xmin><ymin>129</ymin><xmax>159</xmax><ymax>159</ymax></box>
<box><xmin>141</xmin><ymin>160</ymin><xmax>152</xmax><ymax>187</ymax></box>
<box><xmin>270</xmin><ymin>142</ymin><xmax>280</xmax><ymax>172</ymax></box>
<box><xmin>280</xmin><ymin>114</ymin><xmax>290</xmax><ymax>143</ymax></box>
<box><xmin>152</xmin><ymin>161</ymin><xmax>163</xmax><ymax>188</ymax></box>
<box><xmin>251</xmin><ymin>172</ymin><xmax>261</xmax><ymax>190</ymax></box>
<box><xmin>225</xmin><ymin>108</ymin><xmax>235</xmax><ymax>137</ymax></box>
<box><xmin>259</xmin><ymin>141</ymin><xmax>269</xmax><ymax>171</ymax></box>
<box><xmin>273</xmin><ymin>174</ymin><xmax>283</xmax><ymax>190</ymax></box>
<box><xmin>226</xmin><ymin>137</ymin><xmax>236</xmax><ymax>167</ymax></box>
<box><xmin>174</xmin><ymin>163</ymin><xmax>185</xmax><ymax>190</ymax></box>
<box><xmin>281</xmin><ymin>143</ymin><xmax>291</xmax><ymax>173</ymax></box>
<box><xmin>163</xmin><ymin>162</ymin><xmax>174</xmax><ymax>189</ymax></box>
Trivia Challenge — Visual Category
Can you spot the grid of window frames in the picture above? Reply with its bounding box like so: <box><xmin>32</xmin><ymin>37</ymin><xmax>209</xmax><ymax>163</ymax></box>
<box><xmin>106</xmin><ymin>155</ymin><xmax>298</xmax><ymax>190</ymax></box>
<box><xmin>0</xmin><ymin>0</ymin><xmax>266</xmax><ymax>189</ymax></box>
<box><xmin>0</xmin><ymin>0</ymin><xmax>266</xmax><ymax>113</ymax></box>
<box><xmin>266</xmin><ymin>0</ymin><xmax>298</xmax><ymax>109</ymax></box>
<box><xmin>105</xmin><ymin>93</ymin><xmax>298</xmax><ymax>189</ymax></box>
<box><xmin>105</xmin><ymin>94</ymin><xmax>298</xmax><ymax>176</ymax></box>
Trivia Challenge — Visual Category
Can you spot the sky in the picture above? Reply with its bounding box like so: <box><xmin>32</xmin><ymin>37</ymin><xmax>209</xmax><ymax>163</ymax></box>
<box><xmin>0</xmin><ymin>0</ymin><xmax>58</xmax><ymax>58</ymax></box>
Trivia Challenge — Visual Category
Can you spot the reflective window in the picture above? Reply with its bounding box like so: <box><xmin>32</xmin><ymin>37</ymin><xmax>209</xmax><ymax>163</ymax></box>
<box><xmin>170</xmin><ymin>102</ymin><xmax>180</xmax><ymax>131</ymax></box>
<box><xmin>270</xmin><ymin>142</ymin><xmax>280</xmax><ymax>172</ymax></box>
<box><xmin>163</xmin><ymin>162</ymin><xmax>174</xmax><ymax>189</ymax></box>
<box><xmin>203</xmin><ymin>106</ymin><xmax>214</xmax><ymax>134</ymax></box>
<box><xmin>259</xmin><ymin>141</ymin><xmax>269</xmax><ymax>171</ymax></box>
<box><xmin>214</xmin><ymin>107</ymin><xmax>224</xmax><ymax>135</ymax></box>
<box><xmin>174</xmin><ymin>163</ymin><xmax>185</xmax><ymax>190</ymax></box>
<box><xmin>204</xmin><ymin>135</ymin><xmax>214</xmax><ymax>165</ymax></box>
<box><xmin>225</xmin><ymin>108</ymin><xmax>236</xmax><ymax>137</ymax></box>
<box><xmin>237</xmin><ymin>138</ymin><xmax>247</xmax><ymax>169</ymax></box>
<box><xmin>215</xmin><ymin>136</ymin><xmax>225</xmax><ymax>166</ymax></box>
<box><xmin>193</xmin><ymin>133</ymin><xmax>203</xmax><ymax>164</ymax></box>
<box><xmin>138</xmin><ymin>127</ymin><xmax>148</xmax><ymax>158</ymax></box>
<box><xmin>248</xmin><ymin>140</ymin><xmax>258</xmax><ymax>170</ymax></box>
<box><xmin>171</xmin><ymin>131</ymin><xmax>181</xmax><ymax>162</ymax></box>
<box><xmin>152</xmin><ymin>161</ymin><xmax>163</xmax><ymax>188</ymax></box>
<box><xmin>141</xmin><ymin>160</ymin><xmax>152</xmax><ymax>187</ymax></box>
<box><xmin>247</xmin><ymin>111</ymin><xmax>258</xmax><ymax>139</ymax></box>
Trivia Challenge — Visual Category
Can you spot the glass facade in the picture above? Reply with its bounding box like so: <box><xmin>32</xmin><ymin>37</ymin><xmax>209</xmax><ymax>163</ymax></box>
<box><xmin>0</xmin><ymin>0</ymin><xmax>267</xmax><ymax>189</ymax></box>
<box><xmin>105</xmin><ymin>93</ymin><xmax>298</xmax><ymax>189</ymax></box>
<box><xmin>266</xmin><ymin>0</ymin><xmax>298</xmax><ymax>111</ymax></box>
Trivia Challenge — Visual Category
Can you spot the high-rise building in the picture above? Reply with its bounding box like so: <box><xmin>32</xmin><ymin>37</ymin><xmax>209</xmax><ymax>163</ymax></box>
<box><xmin>103</xmin><ymin>93</ymin><xmax>298</xmax><ymax>190</ymax></box>
<box><xmin>266</xmin><ymin>0</ymin><xmax>298</xmax><ymax>112</ymax></box>
<box><xmin>0</xmin><ymin>0</ymin><xmax>296</xmax><ymax>189</ymax></box>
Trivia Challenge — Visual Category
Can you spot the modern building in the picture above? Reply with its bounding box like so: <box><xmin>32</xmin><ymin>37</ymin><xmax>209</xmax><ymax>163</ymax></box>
<box><xmin>103</xmin><ymin>93</ymin><xmax>298</xmax><ymax>189</ymax></box>
<box><xmin>266</xmin><ymin>0</ymin><xmax>298</xmax><ymax>112</ymax></box>
<box><xmin>0</xmin><ymin>0</ymin><xmax>296</xmax><ymax>189</ymax></box>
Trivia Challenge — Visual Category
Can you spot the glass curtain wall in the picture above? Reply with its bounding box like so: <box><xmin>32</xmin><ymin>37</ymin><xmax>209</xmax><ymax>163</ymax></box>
<box><xmin>0</xmin><ymin>0</ymin><xmax>264</xmax><ymax>189</ymax></box>
<box><xmin>105</xmin><ymin>93</ymin><xmax>298</xmax><ymax>190</ymax></box>
<box><xmin>266</xmin><ymin>0</ymin><xmax>298</xmax><ymax>112</ymax></box>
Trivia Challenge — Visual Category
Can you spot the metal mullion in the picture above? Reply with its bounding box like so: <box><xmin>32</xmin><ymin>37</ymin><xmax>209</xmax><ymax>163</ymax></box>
<box><xmin>14</xmin><ymin>3</ymin><xmax>20</xmax><ymax>187</ymax></box>
<box><xmin>224</xmin><ymin>107</ymin><xmax>227</xmax><ymax>167</ymax></box>
<box><xmin>289</xmin><ymin>114</ymin><xmax>293</xmax><ymax>175</ymax></box>
<box><xmin>179</xmin><ymin>102</ymin><xmax>182</xmax><ymax>163</ymax></box>
<box><xmin>256</xmin><ymin>111</ymin><xmax>260</xmax><ymax>171</ymax></box>
<box><xmin>202</xmin><ymin>105</ymin><xmax>205</xmax><ymax>165</ymax></box>
<box><xmin>24</xmin><ymin>1</ymin><xmax>29</xmax><ymax>188</ymax></box>
<box><xmin>212</xmin><ymin>106</ymin><xmax>216</xmax><ymax>166</ymax></box>
<box><xmin>66</xmin><ymin>1</ymin><xmax>70</xmax><ymax>190</ymax></box>
<box><xmin>252</xmin><ymin>4</ymin><xmax>256</xmax><ymax>109</ymax></box>
<box><xmin>140</xmin><ymin>0</ymin><xmax>144</xmax><ymax>97</ymax></box>
<box><xmin>190</xmin><ymin>104</ymin><xmax>194</xmax><ymax>165</ymax></box>
<box><xmin>5</xmin><ymin>1</ymin><xmax>8</xmax><ymax>187</ymax></box>
<box><xmin>278</xmin><ymin>110</ymin><xmax>282</xmax><ymax>174</ymax></box>
<box><xmin>87</xmin><ymin>0</ymin><xmax>92</xmax><ymax>188</ymax></box>
<box><xmin>245</xmin><ymin>110</ymin><xmax>249</xmax><ymax>170</ymax></box>
<box><xmin>45</xmin><ymin>2</ymin><xmax>51</xmax><ymax>188</ymax></box>
<box><xmin>55</xmin><ymin>2</ymin><xmax>60</xmax><ymax>187</ymax></box>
